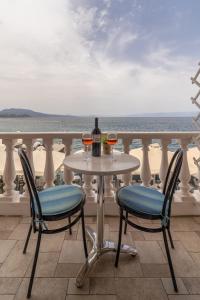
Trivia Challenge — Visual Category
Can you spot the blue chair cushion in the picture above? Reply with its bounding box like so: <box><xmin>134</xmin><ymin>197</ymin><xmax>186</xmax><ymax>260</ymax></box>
<box><xmin>37</xmin><ymin>185</ymin><xmax>84</xmax><ymax>216</ymax></box>
<box><xmin>117</xmin><ymin>185</ymin><xmax>165</xmax><ymax>216</ymax></box>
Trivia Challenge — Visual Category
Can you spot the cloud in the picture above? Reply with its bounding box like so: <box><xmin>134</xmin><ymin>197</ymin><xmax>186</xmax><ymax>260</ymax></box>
<box><xmin>0</xmin><ymin>0</ymin><xmax>197</xmax><ymax>115</ymax></box>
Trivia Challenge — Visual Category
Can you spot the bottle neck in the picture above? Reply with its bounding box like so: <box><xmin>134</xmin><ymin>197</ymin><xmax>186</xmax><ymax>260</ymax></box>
<box><xmin>95</xmin><ymin>118</ymin><xmax>98</xmax><ymax>128</ymax></box>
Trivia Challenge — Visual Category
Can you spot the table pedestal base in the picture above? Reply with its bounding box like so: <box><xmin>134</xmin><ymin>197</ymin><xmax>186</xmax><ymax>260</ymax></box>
<box><xmin>76</xmin><ymin>225</ymin><xmax>137</xmax><ymax>287</ymax></box>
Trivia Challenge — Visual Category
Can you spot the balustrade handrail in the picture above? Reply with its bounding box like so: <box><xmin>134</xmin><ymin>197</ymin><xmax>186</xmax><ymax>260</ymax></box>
<box><xmin>0</xmin><ymin>131</ymin><xmax>199</xmax><ymax>139</ymax></box>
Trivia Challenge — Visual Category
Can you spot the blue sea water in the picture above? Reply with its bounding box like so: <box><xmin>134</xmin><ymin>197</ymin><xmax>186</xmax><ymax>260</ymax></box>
<box><xmin>0</xmin><ymin>116</ymin><xmax>197</xmax><ymax>151</ymax></box>
<box><xmin>0</xmin><ymin>116</ymin><xmax>196</xmax><ymax>132</ymax></box>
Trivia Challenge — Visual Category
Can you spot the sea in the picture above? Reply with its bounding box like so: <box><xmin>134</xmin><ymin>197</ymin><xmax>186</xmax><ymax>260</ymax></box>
<box><xmin>0</xmin><ymin>116</ymin><xmax>198</xmax><ymax>151</ymax></box>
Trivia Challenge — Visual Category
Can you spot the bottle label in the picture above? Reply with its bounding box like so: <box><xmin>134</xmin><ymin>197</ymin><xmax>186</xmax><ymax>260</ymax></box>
<box><xmin>93</xmin><ymin>134</ymin><xmax>101</xmax><ymax>143</ymax></box>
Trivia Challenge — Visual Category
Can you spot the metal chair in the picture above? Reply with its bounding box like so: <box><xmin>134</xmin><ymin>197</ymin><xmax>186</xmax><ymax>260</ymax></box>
<box><xmin>18</xmin><ymin>148</ymin><xmax>88</xmax><ymax>298</ymax></box>
<box><xmin>115</xmin><ymin>148</ymin><xmax>183</xmax><ymax>292</ymax></box>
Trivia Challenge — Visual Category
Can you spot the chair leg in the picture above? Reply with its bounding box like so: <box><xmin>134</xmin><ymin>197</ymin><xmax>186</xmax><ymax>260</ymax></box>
<box><xmin>68</xmin><ymin>216</ymin><xmax>72</xmax><ymax>235</ymax></box>
<box><xmin>124</xmin><ymin>211</ymin><xmax>128</xmax><ymax>234</ymax></box>
<box><xmin>23</xmin><ymin>224</ymin><xmax>33</xmax><ymax>254</ymax></box>
<box><xmin>162</xmin><ymin>228</ymin><xmax>178</xmax><ymax>292</ymax></box>
<box><xmin>27</xmin><ymin>225</ymin><xmax>42</xmax><ymax>299</ymax></box>
<box><xmin>81</xmin><ymin>209</ymin><xmax>88</xmax><ymax>258</ymax></box>
<box><xmin>167</xmin><ymin>227</ymin><xmax>175</xmax><ymax>249</ymax></box>
<box><xmin>115</xmin><ymin>208</ymin><xmax>123</xmax><ymax>267</ymax></box>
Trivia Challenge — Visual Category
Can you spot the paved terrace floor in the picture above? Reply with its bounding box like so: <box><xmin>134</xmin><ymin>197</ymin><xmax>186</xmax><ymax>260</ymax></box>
<box><xmin>1</xmin><ymin>216</ymin><xmax>200</xmax><ymax>300</ymax></box>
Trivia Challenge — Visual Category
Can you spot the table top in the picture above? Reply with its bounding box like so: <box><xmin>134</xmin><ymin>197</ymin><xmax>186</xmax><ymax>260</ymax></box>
<box><xmin>63</xmin><ymin>152</ymin><xmax>140</xmax><ymax>176</ymax></box>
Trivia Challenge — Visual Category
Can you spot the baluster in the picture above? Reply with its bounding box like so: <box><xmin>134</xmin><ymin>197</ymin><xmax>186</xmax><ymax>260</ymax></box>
<box><xmin>123</xmin><ymin>138</ymin><xmax>132</xmax><ymax>185</ymax></box>
<box><xmin>23</xmin><ymin>138</ymin><xmax>34</xmax><ymax>198</ymax></box>
<box><xmin>159</xmin><ymin>139</ymin><xmax>169</xmax><ymax>190</ymax></box>
<box><xmin>3</xmin><ymin>139</ymin><xmax>16</xmax><ymax>198</ymax></box>
<box><xmin>104</xmin><ymin>175</ymin><xmax>114</xmax><ymax>200</ymax></box>
<box><xmin>179</xmin><ymin>138</ymin><xmax>191</xmax><ymax>198</ymax></box>
<box><xmin>44</xmin><ymin>138</ymin><xmax>54</xmax><ymax>188</ymax></box>
<box><xmin>83</xmin><ymin>174</ymin><xmax>95</xmax><ymax>200</ymax></box>
<box><xmin>141</xmin><ymin>138</ymin><xmax>151</xmax><ymax>186</ymax></box>
<box><xmin>63</xmin><ymin>138</ymin><xmax>73</xmax><ymax>184</ymax></box>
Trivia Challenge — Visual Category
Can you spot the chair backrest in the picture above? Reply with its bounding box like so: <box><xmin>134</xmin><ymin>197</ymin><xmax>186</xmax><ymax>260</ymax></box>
<box><xmin>18</xmin><ymin>148</ymin><xmax>43</xmax><ymax>220</ymax></box>
<box><xmin>162</xmin><ymin>148</ymin><xmax>183</xmax><ymax>218</ymax></box>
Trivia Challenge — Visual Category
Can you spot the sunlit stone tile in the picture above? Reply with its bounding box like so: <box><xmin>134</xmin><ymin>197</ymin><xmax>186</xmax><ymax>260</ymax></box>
<box><xmin>55</xmin><ymin>263</ymin><xmax>83</xmax><ymax>278</ymax></box>
<box><xmin>15</xmin><ymin>277</ymin><xmax>68</xmax><ymax>300</ymax></box>
<box><xmin>59</xmin><ymin>240</ymin><xmax>85</xmax><ymax>264</ymax></box>
<box><xmin>90</xmin><ymin>277</ymin><xmax>116</xmax><ymax>294</ymax></box>
<box><xmin>174</xmin><ymin>232</ymin><xmax>200</xmax><ymax>252</ymax></box>
<box><xmin>0</xmin><ymin>240</ymin><xmax>16</xmax><ymax>263</ymax></box>
<box><xmin>141</xmin><ymin>263</ymin><xmax>170</xmax><ymax>277</ymax></box>
<box><xmin>67</xmin><ymin>278</ymin><xmax>89</xmax><ymax>294</ymax></box>
<box><xmin>162</xmin><ymin>278</ymin><xmax>188</xmax><ymax>294</ymax></box>
<box><xmin>135</xmin><ymin>241</ymin><xmax>166</xmax><ymax>264</ymax></box>
<box><xmin>115</xmin><ymin>278</ymin><xmax>168</xmax><ymax>300</ymax></box>
<box><xmin>0</xmin><ymin>277</ymin><xmax>22</xmax><ymax>294</ymax></box>
<box><xmin>182</xmin><ymin>278</ymin><xmax>200</xmax><ymax>294</ymax></box>
<box><xmin>25</xmin><ymin>252</ymin><xmax>59</xmax><ymax>277</ymax></box>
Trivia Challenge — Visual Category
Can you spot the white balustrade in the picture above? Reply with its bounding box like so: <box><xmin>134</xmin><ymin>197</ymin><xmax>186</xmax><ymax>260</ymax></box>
<box><xmin>104</xmin><ymin>175</ymin><xmax>114</xmax><ymax>199</ymax></box>
<box><xmin>22</xmin><ymin>138</ymin><xmax>34</xmax><ymax>198</ymax></box>
<box><xmin>141</xmin><ymin>138</ymin><xmax>151</xmax><ymax>186</ymax></box>
<box><xmin>159</xmin><ymin>139</ymin><xmax>169</xmax><ymax>190</ymax></box>
<box><xmin>63</xmin><ymin>138</ymin><xmax>73</xmax><ymax>185</ymax></box>
<box><xmin>83</xmin><ymin>174</ymin><xmax>95</xmax><ymax>200</ymax></box>
<box><xmin>0</xmin><ymin>131</ymin><xmax>199</xmax><ymax>216</ymax></box>
<box><xmin>44</xmin><ymin>138</ymin><xmax>55</xmax><ymax>188</ymax></box>
<box><xmin>122</xmin><ymin>137</ymin><xmax>132</xmax><ymax>185</ymax></box>
<box><xmin>2</xmin><ymin>139</ymin><xmax>16</xmax><ymax>198</ymax></box>
<box><xmin>179</xmin><ymin>138</ymin><xmax>192</xmax><ymax>198</ymax></box>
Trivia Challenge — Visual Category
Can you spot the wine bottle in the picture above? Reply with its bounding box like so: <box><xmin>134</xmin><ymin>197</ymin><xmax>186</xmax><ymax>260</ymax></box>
<box><xmin>92</xmin><ymin>117</ymin><xmax>101</xmax><ymax>157</ymax></box>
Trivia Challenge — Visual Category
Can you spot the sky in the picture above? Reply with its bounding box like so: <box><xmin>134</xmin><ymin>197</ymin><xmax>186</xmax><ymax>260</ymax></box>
<box><xmin>0</xmin><ymin>0</ymin><xmax>200</xmax><ymax>116</ymax></box>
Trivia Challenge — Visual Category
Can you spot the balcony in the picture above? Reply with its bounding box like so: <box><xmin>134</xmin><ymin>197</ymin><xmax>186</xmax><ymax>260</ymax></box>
<box><xmin>1</xmin><ymin>215</ymin><xmax>200</xmax><ymax>299</ymax></box>
<box><xmin>0</xmin><ymin>131</ymin><xmax>200</xmax><ymax>299</ymax></box>
<box><xmin>0</xmin><ymin>131</ymin><xmax>200</xmax><ymax>217</ymax></box>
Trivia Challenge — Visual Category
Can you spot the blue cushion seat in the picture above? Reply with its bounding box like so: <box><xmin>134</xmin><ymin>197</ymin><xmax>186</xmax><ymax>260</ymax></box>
<box><xmin>117</xmin><ymin>185</ymin><xmax>165</xmax><ymax>217</ymax></box>
<box><xmin>36</xmin><ymin>185</ymin><xmax>84</xmax><ymax>216</ymax></box>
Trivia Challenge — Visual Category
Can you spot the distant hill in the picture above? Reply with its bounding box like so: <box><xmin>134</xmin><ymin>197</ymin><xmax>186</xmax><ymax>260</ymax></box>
<box><xmin>0</xmin><ymin>108</ymin><xmax>196</xmax><ymax>118</ymax></box>
<box><xmin>0</xmin><ymin>108</ymin><xmax>71</xmax><ymax>118</ymax></box>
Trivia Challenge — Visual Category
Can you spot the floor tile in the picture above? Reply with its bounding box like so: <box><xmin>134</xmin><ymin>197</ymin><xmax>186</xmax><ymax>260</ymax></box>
<box><xmin>0</xmin><ymin>217</ymin><xmax>21</xmax><ymax>231</ymax></box>
<box><xmin>159</xmin><ymin>241</ymin><xmax>200</xmax><ymax>277</ymax></box>
<box><xmin>0</xmin><ymin>240</ymin><xmax>16</xmax><ymax>263</ymax></box>
<box><xmin>190</xmin><ymin>252</ymin><xmax>200</xmax><ymax>265</ymax></box>
<box><xmin>130</xmin><ymin>230</ymin><xmax>145</xmax><ymax>241</ymax></box>
<box><xmin>8</xmin><ymin>223</ymin><xmax>31</xmax><ymax>240</ymax></box>
<box><xmin>171</xmin><ymin>217</ymin><xmax>200</xmax><ymax>232</ymax></box>
<box><xmin>89</xmin><ymin>254</ymin><xmax>115</xmax><ymax>277</ymax></box>
<box><xmin>168</xmin><ymin>296</ymin><xmax>200</xmax><ymax>300</ymax></box>
<box><xmin>135</xmin><ymin>241</ymin><xmax>166</xmax><ymax>263</ymax></box>
<box><xmin>114</xmin><ymin>253</ymin><xmax>142</xmax><ymax>277</ymax></box>
<box><xmin>25</xmin><ymin>252</ymin><xmax>59</xmax><ymax>277</ymax></box>
<box><xmin>0</xmin><ymin>277</ymin><xmax>22</xmax><ymax>294</ymax></box>
<box><xmin>0</xmin><ymin>232</ymin><xmax>12</xmax><ymax>240</ymax></box>
<box><xmin>0</xmin><ymin>296</ymin><xmax>14</xmax><ymax>300</ymax></box>
<box><xmin>55</xmin><ymin>264</ymin><xmax>83</xmax><ymax>278</ymax></box>
<box><xmin>67</xmin><ymin>278</ymin><xmax>89</xmax><ymax>294</ymax></box>
<box><xmin>115</xmin><ymin>277</ymin><xmax>168</xmax><ymax>300</ymax></box>
<box><xmin>141</xmin><ymin>263</ymin><xmax>170</xmax><ymax>277</ymax></box>
<box><xmin>174</xmin><ymin>232</ymin><xmax>200</xmax><ymax>252</ymax></box>
<box><xmin>40</xmin><ymin>235</ymin><xmax>64</xmax><ymax>252</ymax></box>
<box><xmin>161</xmin><ymin>278</ymin><xmax>188</xmax><ymax>294</ymax></box>
<box><xmin>66</xmin><ymin>296</ymin><xmax>117</xmax><ymax>300</ymax></box>
<box><xmin>182</xmin><ymin>278</ymin><xmax>200</xmax><ymax>294</ymax></box>
<box><xmin>59</xmin><ymin>241</ymin><xmax>85</xmax><ymax>264</ymax></box>
<box><xmin>0</xmin><ymin>241</ymin><xmax>34</xmax><ymax>277</ymax></box>
<box><xmin>15</xmin><ymin>277</ymin><xmax>68</xmax><ymax>300</ymax></box>
<box><xmin>90</xmin><ymin>277</ymin><xmax>116</xmax><ymax>294</ymax></box>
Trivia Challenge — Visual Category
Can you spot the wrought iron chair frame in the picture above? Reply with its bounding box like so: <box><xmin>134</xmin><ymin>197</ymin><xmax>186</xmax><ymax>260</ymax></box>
<box><xmin>18</xmin><ymin>148</ymin><xmax>88</xmax><ymax>298</ymax></box>
<box><xmin>115</xmin><ymin>149</ymin><xmax>183</xmax><ymax>292</ymax></box>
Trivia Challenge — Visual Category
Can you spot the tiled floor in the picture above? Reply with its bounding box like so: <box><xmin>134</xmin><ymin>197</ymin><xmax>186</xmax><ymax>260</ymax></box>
<box><xmin>1</xmin><ymin>215</ymin><xmax>200</xmax><ymax>299</ymax></box>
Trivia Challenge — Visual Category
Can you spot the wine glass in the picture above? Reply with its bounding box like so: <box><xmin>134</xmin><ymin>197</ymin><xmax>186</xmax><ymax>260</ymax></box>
<box><xmin>107</xmin><ymin>132</ymin><xmax>118</xmax><ymax>161</ymax></box>
<box><xmin>82</xmin><ymin>132</ymin><xmax>93</xmax><ymax>161</ymax></box>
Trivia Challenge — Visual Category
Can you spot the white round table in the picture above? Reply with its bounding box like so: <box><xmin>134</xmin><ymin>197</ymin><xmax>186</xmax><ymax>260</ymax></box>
<box><xmin>63</xmin><ymin>152</ymin><xmax>140</xmax><ymax>287</ymax></box>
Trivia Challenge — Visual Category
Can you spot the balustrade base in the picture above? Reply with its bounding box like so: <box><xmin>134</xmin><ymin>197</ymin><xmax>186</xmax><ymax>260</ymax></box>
<box><xmin>1</xmin><ymin>193</ymin><xmax>200</xmax><ymax>216</ymax></box>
